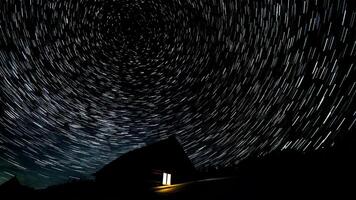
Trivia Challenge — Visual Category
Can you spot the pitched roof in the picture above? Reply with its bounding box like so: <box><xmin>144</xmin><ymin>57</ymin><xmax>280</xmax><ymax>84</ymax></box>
<box><xmin>95</xmin><ymin>135</ymin><xmax>196</xmax><ymax>178</ymax></box>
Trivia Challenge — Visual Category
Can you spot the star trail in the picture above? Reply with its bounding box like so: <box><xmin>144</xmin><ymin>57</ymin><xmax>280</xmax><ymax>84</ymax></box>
<box><xmin>0</xmin><ymin>0</ymin><xmax>355</xmax><ymax>188</ymax></box>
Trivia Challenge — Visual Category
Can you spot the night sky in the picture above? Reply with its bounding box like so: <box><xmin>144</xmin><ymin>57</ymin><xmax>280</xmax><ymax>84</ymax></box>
<box><xmin>0</xmin><ymin>0</ymin><xmax>355</xmax><ymax>189</ymax></box>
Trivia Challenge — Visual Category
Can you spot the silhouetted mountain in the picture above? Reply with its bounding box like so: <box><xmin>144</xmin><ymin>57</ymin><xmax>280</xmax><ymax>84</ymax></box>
<box><xmin>0</xmin><ymin>176</ymin><xmax>34</xmax><ymax>195</ymax></box>
<box><xmin>0</xmin><ymin>133</ymin><xmax>354</xmax><ymax>199</ymax></box>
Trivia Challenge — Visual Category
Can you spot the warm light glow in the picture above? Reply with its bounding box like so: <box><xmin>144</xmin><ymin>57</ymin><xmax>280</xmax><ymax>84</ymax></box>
<box><xmin>162</xmin><ymin>172</ymin><xmax>171</xmax><ymax>185</ymax></box>
<box><xmin>155</xmin><ymin>185</ymin><xmax>177</xmax><ymax>193</ymax></box>
<box><xmin>155</xmin><ymin>183</ymin><xmax>187</xmax><ymax>194</ymax></box>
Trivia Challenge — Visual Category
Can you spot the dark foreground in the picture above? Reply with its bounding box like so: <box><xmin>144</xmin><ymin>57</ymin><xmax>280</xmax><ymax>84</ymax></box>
<box><xmin>1</xmin><ymin>133</ymin><xmax>355</xmax><ymax>199</ymax></box>
<box><xmin>1</xmin><ymin>151</ymin><xmax>355</xmax><ymax>199</ymax></box>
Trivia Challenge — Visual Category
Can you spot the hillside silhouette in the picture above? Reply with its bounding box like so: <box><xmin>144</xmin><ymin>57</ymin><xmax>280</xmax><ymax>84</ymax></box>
<box><xmin>0</xmin><ymin>133</ymin><xmax>355</xmax><ymax>199</ymax></box>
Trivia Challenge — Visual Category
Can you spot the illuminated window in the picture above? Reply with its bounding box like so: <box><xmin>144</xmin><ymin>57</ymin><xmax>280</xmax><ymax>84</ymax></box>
<box><xmin>162</xmin><ymin>172</ymin><xmax>171</xmax><ymax>185</ymax></box>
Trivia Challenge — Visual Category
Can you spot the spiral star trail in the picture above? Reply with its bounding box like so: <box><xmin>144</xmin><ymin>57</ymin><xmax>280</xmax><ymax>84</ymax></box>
<box><xmin>0</xmin><ymin>0</ymin><xmax>355</xmax><ymax>188</ymax></box>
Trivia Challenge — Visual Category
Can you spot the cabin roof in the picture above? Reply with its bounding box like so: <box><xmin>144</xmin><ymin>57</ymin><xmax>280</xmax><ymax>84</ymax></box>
<box><xmin>94</xmin><ymin>135</ymin><xmax>196</xmax><ymax>177</ymax></box>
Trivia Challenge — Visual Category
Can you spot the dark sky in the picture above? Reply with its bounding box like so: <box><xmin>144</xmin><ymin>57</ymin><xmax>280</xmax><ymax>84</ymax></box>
<box><xmin>0</xmin><ymin>0</ymin><xmax>355</xmax><ymax>188</ymax></box>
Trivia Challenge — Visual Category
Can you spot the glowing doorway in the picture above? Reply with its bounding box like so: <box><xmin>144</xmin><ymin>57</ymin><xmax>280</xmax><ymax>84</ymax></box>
<box><xmin>162</xmin><ymin>172</ymin><xmax>171</xmax><ymax>185</ymax></box>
